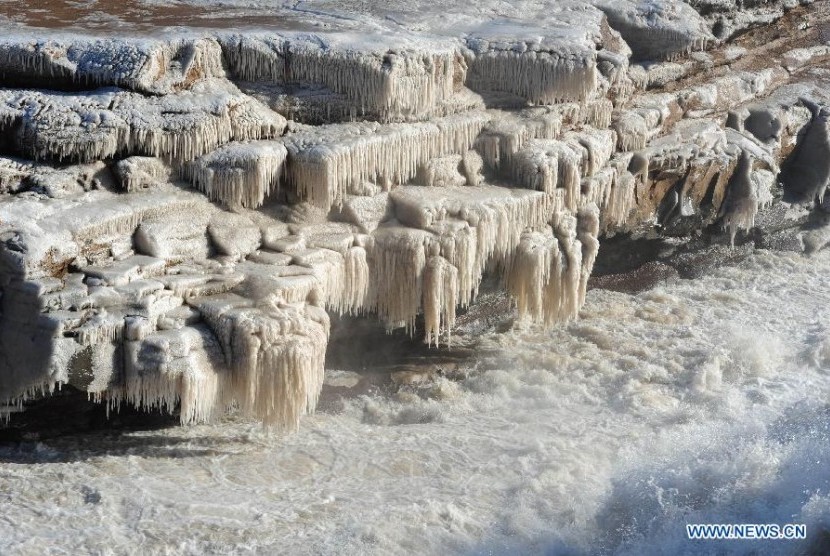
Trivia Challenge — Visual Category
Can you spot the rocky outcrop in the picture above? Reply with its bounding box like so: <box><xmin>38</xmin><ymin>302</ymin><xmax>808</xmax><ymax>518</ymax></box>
<box><xmin>1</xmin><ymin>0</ymin><xmax>829</xmax><ymax>429</ymax></box>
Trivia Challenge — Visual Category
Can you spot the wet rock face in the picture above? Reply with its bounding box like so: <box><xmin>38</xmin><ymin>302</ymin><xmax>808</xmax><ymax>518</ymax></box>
<box><xmin>780</xmin><ymin>101</ymin><xmax>830</xmax><ymax>205</ymax></box>
<box><xmin>1</xmin><ymin>0</ymin><xmax>830</xmax><ymax>429</ymax></box>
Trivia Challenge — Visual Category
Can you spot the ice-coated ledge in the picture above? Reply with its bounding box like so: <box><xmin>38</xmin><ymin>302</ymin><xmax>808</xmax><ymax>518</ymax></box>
<box><xmin>0</xmin><ymin>0</ymin><xmax>828</xmax><ymax>429</ymax></box>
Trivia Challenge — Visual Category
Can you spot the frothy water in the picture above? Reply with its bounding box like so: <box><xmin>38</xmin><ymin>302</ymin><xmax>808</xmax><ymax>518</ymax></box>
<box><xmin>3</xmin><ymin>249</ymin><xmax>830</xmax><ymax>554</ymax></box>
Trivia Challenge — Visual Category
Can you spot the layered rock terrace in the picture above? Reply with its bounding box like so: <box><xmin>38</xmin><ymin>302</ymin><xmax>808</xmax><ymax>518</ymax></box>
<box><xmin>1</xmin><ymin>0</ymin><xmax>828</xmax><ymax>428</ymax></box>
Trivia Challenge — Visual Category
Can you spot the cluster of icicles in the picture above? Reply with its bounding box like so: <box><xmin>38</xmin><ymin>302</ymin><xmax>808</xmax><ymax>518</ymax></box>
<box><xmin>0</xmin><ymin>109</ymin><xmax>635</xmax><ymax>432</ymax></box>
<box><xmin>465</xmin><ymin>47</ymin><xmax>598</xmax><ymax>105</ymax></box>
<box><xmin>0</xmin><ymin>16</ymin><xmax>802</xmax><ymax>436</ymax></box>
<box><xmin>184</xmin><ymin>141</ymin><xmax>289</xmax><ymax>210</ymax></box>
<box><xmin>90</xmin><ymin>301</ymin><xmax>331</xmax><ymax>428</ymax></box>
<box><xmin>0</xmin><ymin>35</ymin><xmax>638</xmax><ymax>432</ymax></box>
<box><xmin>222</xmin><ymin>35</ymin><xmax>461</xmax><ymax>121</ymax></box>
<box><xmin>0</xmin><ymin>87</ymin><xmax>285</xmax><ymax>165</ymax></box>
<box><xmin>285</xmin><ymin>112</ymin><xmax>491</xmax><ymax>209</ymax></box>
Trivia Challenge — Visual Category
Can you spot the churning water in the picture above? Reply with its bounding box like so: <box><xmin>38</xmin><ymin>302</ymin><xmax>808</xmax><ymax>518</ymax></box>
<box><xmin>2</xmin><ymin>248</ymin><xmax>830</xmax><ymax>555</ymax></box>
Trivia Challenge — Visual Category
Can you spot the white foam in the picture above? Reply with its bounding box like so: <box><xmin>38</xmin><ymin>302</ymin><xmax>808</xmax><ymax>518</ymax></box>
<box><xmin>2</xmin><ymin>250</ymin><xmax>827</xmax><ymax>555</ymax></box>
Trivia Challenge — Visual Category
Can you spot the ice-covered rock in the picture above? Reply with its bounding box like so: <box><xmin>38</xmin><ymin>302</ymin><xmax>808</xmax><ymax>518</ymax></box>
<box><xmin>0</xmin><ymin>36</ymin><xmax>226</xmax><ymax>94</ymax></box>
<box><xmin>284</xmin><ymin>112</ymin><xmax>489</xmax><ymax>209</ymax></box>
<box><xmin>222</xmin><ymin>32</ymin><xmax>462</xmax><ymax>122</ymax></box>
<box><xmin>185</xmin><ymin>141</ymin><xmax>287</xmax><ymax>209</ymax></box>
<box><xmin>208</xmin><ymin>213</ymin><xmax>262</xmax><ymax>260</ymax></box>
<box><xmin>0</xmin><ymin>0</ymin><xmax>827</xmax><ymax>431</ymax></box>
<box><xmin>1</xmin><ymin>84</ymin><xmax>286</xmax><ymax>163</ymax></box>
<box><xmin>115</xmin><ymin>157</ymin><xmax>173</xmax><ymax>192</ymax></box>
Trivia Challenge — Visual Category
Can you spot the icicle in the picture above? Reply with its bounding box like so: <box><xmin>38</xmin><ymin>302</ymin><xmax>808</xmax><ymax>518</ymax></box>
<box><xmin>184</xmin><ymin>141</ymin><xmax>288</xmax><ymax>209</ymax></box>
<box><xmin>368</xmin><ymin>227</ymin><xmax>429</xmax><ymax>334</ymax></box>
<box><xmin>371</xmin><ymin>183</ymin><xmax>553</xmax><ymax>340</ymax></box>
<box><xmin>476</xmin><ymin>109</ymin><xmax>563</xmax><ymax>172</ymax></box>
<box><xmin>505</xmin><ymin>202</ymin><xmax>599</xmax><ymax>325</ymax></box>
<box><xmin>465</xmin><ymin>45</ymin><xmax>598</xmax><ymax>105</ymax></box>
<box><xmin>391</xmin><ymin>184</ymin><xmax>549</xmax><ymax>308</ymax></box>
<box><xmin>505</xmin><ymin>229</ymin><xmax>555</xmax><ymax>322</ymax></box>
<box><xmin>583</xmin><ymin>169</ymin><xmax>615</xmax><ymax>212</ymax></box>
<box><xmin>286</xmin><ymin>112</ymin><xmax>490</xmax><ymax>209</ymax></box>
<box><xmin>179</xmin><ymin>360</ymin><xmax>222</xmax><ymax>425</ymax></box>
<box><xmin>580</xmin><ymin>99</ymin><xmax>614</xmax><ymax>129</ymax></box>
<box><xmin>585</xmin><ymin>165</ymin><xmax>636</xmax><ymax>232</ymax></box>
<box><xmin>721</xmin><ymin>153</ymin><xmax>775</xmax><ymax>245</ymax></box>
<box><xmin>554</xmin><ymin>213</ymin><xmax>583</xmax><ymax>322</ymax></box>
<box><xmin>512</xmin><ymin>139</ymin><xmax>582</xmax><ymax>212</ymax></box>
<box><xmin>301</xmin><ymin>250</ymin><xmax>348</xmax><ymax>311</ymax></box>
<box><xmin>232</xmin><ymin>305</ymin><xmax>328</xmax><ymax>429</ymax></box>
<box><xmin>340</xmin><ymin>246</ymin><xmax>370</xmax><ymax>315</ymax></box>
<box><xmin>462</xmin><ymin>150</ymin><xmax>484</xmax><ymax>186</ymax></box>
<box><xmin>423</xmin><ymin>253</ymin><xmax>458</xmax><ymax>347</ymax></box>
<box><xmin>576</xmin><ymin>204</ymin><xmax>600</xmax><ymax>307</ymax></box>
<box><xmin>122</xmin><ymin>363</ymin><xmax>181</xmax><ymax>416</ymax></box>
<box><xmin>187</xmin><ymin>294</ymin><xmax>329</xmax><ymax>429</ymax></box>
<box><xmin>552</xmin><ymin>99</ymin><xmax>613</xmax><ymax>129</ymax></box>
<box><xmin>221</xmin><ymin>35</ymin><xmax>288</xmax><ymax>82</ymax></box>
<box><xmin>221</xmin><ymin>34</ymin><xmax>460</xmax><ymax>121</ymax></box>
<box><xmin>440</xmin><ymin>226</ymin><xmax>479</xmax><ymax>308</ymax></box>
<box><xmin>76</xmin><ymin>313</ymin><xmax>126</xmax><ymax>346</ymax></box>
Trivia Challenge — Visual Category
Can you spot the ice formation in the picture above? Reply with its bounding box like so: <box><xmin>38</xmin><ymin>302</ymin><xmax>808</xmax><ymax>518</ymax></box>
<box><xmin>115</xmin><ymin>157</ymin><xmax>172</xmax><ymax>192</ymax></box>
<box><xmin>284</xmin><ymin>113</ymin><xmax>490</xmax><ymax>209</ymax></box>
<box><xmin>0</xmin><ymin>84</ymin><xmax>286</xmax><ymax>163</ymax></box>
<box><xmin>1</xmin><ymin>0</ymin><xmax>829</xmax><ymax>429</ymax></box>
<box><xmin>185</xmin><ymin>141</ymin><xmax>288</xmax><ymax>209</ymax></box>
<box><xmin>0</xmin><ymin>37</ymin><xmax>226</xmax><ymax>93</ymax></box>
<box><xmin>465</xmin><ymin>44</ymin><xmax>598</xmax><ymax>105</ymax></box>
<box><xmin>221</xmin><ymin>33</ymin><xmax>461</xmax><ymax>122</ymax></box>
<box><xmin>512</xmin><ymin>205</ymin><xmax>598</xmax><ymax>317</ymax></box>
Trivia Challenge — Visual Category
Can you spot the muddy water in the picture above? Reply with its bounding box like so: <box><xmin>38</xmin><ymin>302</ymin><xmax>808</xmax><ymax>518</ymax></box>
<box><xmin>0</xmin><ymin>0</ymin><xmax>317</xmax><ymax>33</ymax></box>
